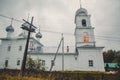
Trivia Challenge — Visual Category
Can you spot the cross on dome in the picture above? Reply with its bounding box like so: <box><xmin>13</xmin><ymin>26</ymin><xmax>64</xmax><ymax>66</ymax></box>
<box><xmin>79</xmin><ymin>0</ymin><xmax>82</xmax><ymax>8</ymax></box>
<box><xmin>76</xmin><ymin>0</ymin><xmax>88</xmax><ymax>16</ymax></box>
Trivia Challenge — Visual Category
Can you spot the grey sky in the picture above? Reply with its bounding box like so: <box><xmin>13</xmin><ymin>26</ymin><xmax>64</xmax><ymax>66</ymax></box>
<box><xmin>0</xmin><ymin>0</ymin><xmax>120</xmax><ymax>50</ymax></box>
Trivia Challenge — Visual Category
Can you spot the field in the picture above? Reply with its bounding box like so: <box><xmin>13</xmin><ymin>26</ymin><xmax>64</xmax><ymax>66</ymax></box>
<box><xmin>0</xmin><ymin>69</ymin><xmax>119</xmax><ymax>80</ymax></box>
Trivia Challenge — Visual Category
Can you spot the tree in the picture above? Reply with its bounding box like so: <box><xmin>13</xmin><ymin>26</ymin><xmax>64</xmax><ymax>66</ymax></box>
<box><xmin>26</xmin><ymin>57</ymin><xmax>36</xmax><ymax>70</ymax></box>
<box><xmin>103</xmin><ymin>50</ymin><xmax>116</xmax><ymax>63</ymax></box>
<box><xmin>26</xmin><ymin>57</ymin><xmax>46</xmax><ymax>71</ymax></box>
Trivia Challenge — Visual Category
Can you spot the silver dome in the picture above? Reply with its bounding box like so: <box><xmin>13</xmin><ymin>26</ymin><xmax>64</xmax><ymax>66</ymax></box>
<box><xmin>36</xmin><ymin>32</ymin><xmax>42</xmax><ymax>38</ymax></box>
<box><xmin>76</xmin><ymin>8</ymin><xmax>88</xmax><ymax>16</ymax></box>
<box><xmin>6</xmin><ymin>24</ymin><xmax>14</xmax><ymax>32</ymax></box>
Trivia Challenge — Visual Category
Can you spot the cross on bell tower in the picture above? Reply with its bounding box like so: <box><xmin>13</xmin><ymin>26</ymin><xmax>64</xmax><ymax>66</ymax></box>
<box><xmin>79</xmin><ymin>0</ymin><xmax>82</xmax><ymax>8</ymax></box>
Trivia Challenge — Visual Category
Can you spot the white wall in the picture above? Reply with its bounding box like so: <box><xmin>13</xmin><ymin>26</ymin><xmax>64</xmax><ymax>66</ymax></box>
<box><xmin>0</xmin><ymin>39</ymin><xmax>26</xmax><ymax>69</ymax></box>
<box><xmin>0</xmin><ymin>38</ymin><xmax>43</xmax><ymax>69</ymax></box>
<box><xmin>0</xmin><ymin>38</ymin><xmax>105</xmax><ymax>72</ymax></box>
<box><xmin>30</xmin><ymin>53</ymin><xmax>78</xmax><ymax>71</ymax></box>
<box><xmin>77</xmin><ymin>47</ymin><xmax>105</xmax><ymax>71</ymax></box>
<box><xmin>30</xmin><ymin>47</ymin><xmax>105</xmax><ymax>72</ymax></box>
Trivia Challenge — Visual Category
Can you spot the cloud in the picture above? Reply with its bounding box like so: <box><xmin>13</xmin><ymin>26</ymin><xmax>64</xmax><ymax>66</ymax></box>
<box><xmin>0</xmin><ymin>0</ymin><xmax>120</xmax><ymax>50</ymax></box>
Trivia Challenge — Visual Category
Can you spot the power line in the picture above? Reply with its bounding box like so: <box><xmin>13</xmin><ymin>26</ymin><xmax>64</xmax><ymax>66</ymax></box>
<box><xmin>0</xmin><ymin>14</ymin><xmax>120</xmax><ymax>42</ymax></box>
<box><xmin>0</xmin><ymin>14</ymin><xmax>22</xmax><ymax>22</ymax></box>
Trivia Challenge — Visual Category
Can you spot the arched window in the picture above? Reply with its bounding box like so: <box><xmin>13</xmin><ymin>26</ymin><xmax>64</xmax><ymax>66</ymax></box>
<box><xmin>82</xmin><ymin>19</ymin><xmax>86</xmax><ymax>27</ymax></box>
<box><xmin>83</xmin><ymin>32</ymin><xmax>89</xmax><ymax>42</ymax></box>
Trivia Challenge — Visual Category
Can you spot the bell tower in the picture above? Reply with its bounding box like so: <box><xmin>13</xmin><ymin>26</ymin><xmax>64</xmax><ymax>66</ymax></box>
<box><xmin>74</xmin><ymin>7</ymin><xmax>95</xmax><ymax>48</ymax></box>
<box><xmin>74</xmin><ymin>2</ymin><xmax>105</xmax><ymax>71</ymax></box>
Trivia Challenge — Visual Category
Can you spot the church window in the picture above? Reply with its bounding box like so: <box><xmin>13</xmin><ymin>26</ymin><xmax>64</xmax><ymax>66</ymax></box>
<box><xmin>19</xmin><ymin>46</ymin><xmax>22</xmax><ymax>51</ymax></box>
<box><xmin>88</xmin><ymin>60</ymin><xmax>93</xmax><ymax>67</ymax></box>
<box><xmin>17</xmin><ymin>60</ymin><xmax>20</xmax><ymax>66</ymax></box>
<box><xmin>8</xmin><ymin>46</ymin><xmax>11</xmax><ymax>51</ymax></box>
<box><xmin>51</xmin><ymin>60</ymin><xmax>55</xmax><ymax>66</ymax></box>
<box><xmin>29</xmin><ymin>41</ymin><xmax>34</xmax><ymax>51</ymax></box>
<box><xmin>5</xmin><ymin>60</ymin><xmax>8</xmax><ymax>68</ymax></box>
<box><xmin>30</xmin><ymin>41</ymin><xmax>34</xmax><ymax>47</ymax></box>
<box><xmin>42</xmin><ymin>60</ymin><xmax>45</xmax><ymax>66</ymax></box>
<box><xmin>67</xmin><ymin>46</ymin><xmax>69</xmax><ymax>53</ymax></box>
<box><xmin>82</xmin><ymin>19</ymin><xmax>86</xmax><ymax>27</ymax></box>
<box><xmin>37</xmin><ymin>46</ymin><xmax>41</xmax><ymax>51</ymax></box>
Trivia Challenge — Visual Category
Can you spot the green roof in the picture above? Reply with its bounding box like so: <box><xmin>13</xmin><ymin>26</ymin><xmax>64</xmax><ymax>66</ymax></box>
<box><xmin>104</xmin><ymin>63</ymin><xmax>119</xmax><ymax>68</ymax></box>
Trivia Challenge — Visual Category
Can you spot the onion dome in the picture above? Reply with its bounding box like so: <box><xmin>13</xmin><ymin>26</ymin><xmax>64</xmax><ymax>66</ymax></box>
<box><xmin>6</xmin><ymin>24</ymin><xmax>14</xmax><ymax>32</ymax></box>
<box><xmin>76</xmin><ymin>8</ymin><xmax>88</xmax><ymax>16</ymax></box>
<box><xmin>36</xmin><ymin>32</ymin><xmax>42</xmax><ymax>38</ymax></box>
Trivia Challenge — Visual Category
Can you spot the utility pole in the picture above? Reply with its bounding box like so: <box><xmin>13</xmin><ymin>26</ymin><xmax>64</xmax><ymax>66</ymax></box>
<box><xmin>49</xmin><ymin>37</ymin><xmax>62</xmax><ymax>71</ymax></box>
<box><xmin>62</xmin><ymin>33</ymin><xmax>64</xmax><ymax>71</ymax></box>
<box><xmin>21</xmin><ymin>17</ymin><xmax>35</xmax><ymax>77</ymax></box>
<box><xmin>49</xmin><ymin>33</ymin><xmax>64</xmax><ymax>71</ymax></box>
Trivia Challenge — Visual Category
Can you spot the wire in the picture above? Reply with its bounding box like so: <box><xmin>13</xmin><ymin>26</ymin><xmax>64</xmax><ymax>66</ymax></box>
<box><xmin>0</xmin><ymin>14</ymin><xmax>120</xmax><ymax>42</ymax></box>
<box><xmin>0</xmin><ymin>14</ymin><xmax>22</xmax><ymax>22</ymax></box>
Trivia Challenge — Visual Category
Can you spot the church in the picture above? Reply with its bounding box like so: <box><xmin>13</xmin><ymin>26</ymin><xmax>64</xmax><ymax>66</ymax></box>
<box><xmin>0</xmin><ymin>6</ymin><xmax>105</xmax><ymax>71</ymax></box>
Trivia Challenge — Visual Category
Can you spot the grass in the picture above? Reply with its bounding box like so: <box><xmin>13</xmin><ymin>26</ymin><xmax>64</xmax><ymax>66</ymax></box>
<box><xmin>0</xmin><ymin>74</ymin><xmax>49</xmax><ymax>80</ymax></box>
<box><xmin>0</xmin><ymin>71</ymin><xmax>119</xmax><ymax>80</ymax></box>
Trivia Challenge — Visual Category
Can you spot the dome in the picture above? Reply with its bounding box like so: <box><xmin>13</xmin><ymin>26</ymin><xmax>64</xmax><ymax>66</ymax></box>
<box><xmin>36</xmin><ymin>32</ymin><xmax>42</xmax><ymax>38</ymax></box>
<box><xmin>6</xmin><ymin>24</ymin><xmax>14</xmax><ymax>32</ymax></box>
<box><xmin>76</xmin><ymin>8</ymin><xmax>88</xmax><ymax>16</ymax></box>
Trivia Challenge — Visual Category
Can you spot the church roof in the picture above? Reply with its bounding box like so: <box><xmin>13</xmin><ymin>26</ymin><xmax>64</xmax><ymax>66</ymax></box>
<box><xmin>77</xmin><ymin>45</ymin><xmax>104</xmax><ymax>49</ymax></box>
<box><xmin>76</xmin><ymin>7</ymin><xmax>88</xmax><ymax>16</ymax></box>
<box><xmin>0</xmin><ymin>37</ymin><xmax>43</xmax><ymax>46</ymax></box>
<box><xmin>28</xmin><ymin>53</ymin><xmax>75</xmax><ymax>55</ymax></box>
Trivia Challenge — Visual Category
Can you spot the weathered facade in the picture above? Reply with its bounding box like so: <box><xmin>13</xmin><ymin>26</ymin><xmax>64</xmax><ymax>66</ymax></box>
<box><xmin>0</xmin><ymin>7</ymin><xmax>105</xmax><ymax>71</ymax></box>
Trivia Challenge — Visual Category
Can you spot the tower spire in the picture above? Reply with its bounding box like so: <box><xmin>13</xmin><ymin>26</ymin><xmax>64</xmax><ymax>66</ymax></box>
<box><xmin>79</xmin><ymin>0</ymin><xmax>82</xmax><ymax>8</ymax></box>
<box><xmin>11</xmin><ymin>18</ymin><xmax>13</xmax><ymax>25</ymax></box>
<box><xmin>39</xmin><ymin>26</ymin><xmax>40</xmax><ymax>32</ymax></box>
<box><xmin>27</xmin><ymin>13</ymin><xmax>30</xmax><ymax>21</ymax></box>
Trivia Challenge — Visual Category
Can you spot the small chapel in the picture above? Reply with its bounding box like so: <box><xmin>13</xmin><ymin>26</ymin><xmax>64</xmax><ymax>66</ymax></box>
<box><xmin>0</xmin><ymin>5</ymin><xmax>105</xmax><ymax>71</ymax></box>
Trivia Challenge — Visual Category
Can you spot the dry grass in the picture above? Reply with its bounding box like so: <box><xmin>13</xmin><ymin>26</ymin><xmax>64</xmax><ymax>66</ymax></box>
<box><xmin>0</xmin><ymin>74</ymin><xmax>49</xmax><ymax>80</ymax></box>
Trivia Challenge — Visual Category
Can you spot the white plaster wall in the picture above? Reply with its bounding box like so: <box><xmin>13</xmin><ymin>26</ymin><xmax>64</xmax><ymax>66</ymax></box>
<box><xmin>29</xmin><ymin>39</ymin><xmax>43</xmax><ymax>53</ymax></box>
<box><xmin>43</xmin><ymin>46</ymin><xmax>75</xmax><ymax>53</ymax></box>
<box><xmin>0</xmin><ymin>39</ymin><xmax>105</xmax><ymax>72</ymax></box>
<box><xmin>75</xmin><ymin>28</ymin><xmax>95</xmax><ymax>43</ymax></box>
<box><xmin>77</xmin><ymin>47</ymin><xmax>105</xmax><ymax>71</ymax></box>
<box><xmin>75</xmin><ymin>15</ymin><xmax>91</xmax><ymax>28</ymax></box>
<box><xmin>30</xmin><ymin>48</ymin><xmax>105</xmax><ymax>72</ymax></box>
<box><xmin>0</xmin><ymin>39</ymin><xmax>26</xmax><ymax>69</ymax></box>
<box><xmin>30</xmin><ymin>54</ymin><xmax>78</xmax><ymax>71</ymax></box>
<box><xmin>75</xmin><ymin>28</ymin><xmax>95</xmax><ymax>47</ymax></box>
<box><xmin>0</xmin><ymin>38</ymin><xmax>43</xmax><ymax>69</ymax></box>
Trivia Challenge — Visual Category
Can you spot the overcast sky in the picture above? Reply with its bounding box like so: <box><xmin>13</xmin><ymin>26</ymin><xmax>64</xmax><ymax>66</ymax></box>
<box><xmin>0</xmin><ymin>0</ymin><xmax>120</xmax><ymax>51</ymax></box>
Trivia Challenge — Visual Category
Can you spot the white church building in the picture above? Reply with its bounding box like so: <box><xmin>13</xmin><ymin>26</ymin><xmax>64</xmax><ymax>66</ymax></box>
<box><xmin>0</xmin><ymin>7</ymin><xmax>105</xmax><ymax>71</ymax></box>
